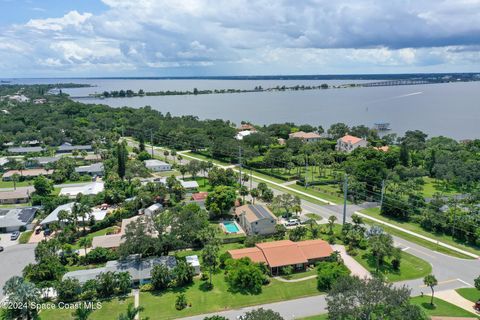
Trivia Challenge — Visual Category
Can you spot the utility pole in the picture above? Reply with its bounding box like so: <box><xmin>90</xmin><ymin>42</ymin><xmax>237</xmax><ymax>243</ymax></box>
<box><xmin>238</xmin><ymin>146</ymin><xmax>242</xmax><ymax>186</ymax></box>
<box><xmin>250</xmin><ymin>169</ymin><xmax>253</xmax><ymax>190</ymax></box>
<box><xmin>343</xmin><ymin>174</ymin><xmax>348</xmax><ymax>225</ymax></box>
<box><xmin>380</xmin><ymin>179</ymin><xmax>386</xmax><ymax>209</ymax></box>
<box><xmin>150</xmin><ymin>129</ymin><xmax>154</xmax><ymax>158</ymax></box>
<box><xmin>452</xmin><ymin>199</ymin><xmax>457</xmax><ymax>238</ymax></box>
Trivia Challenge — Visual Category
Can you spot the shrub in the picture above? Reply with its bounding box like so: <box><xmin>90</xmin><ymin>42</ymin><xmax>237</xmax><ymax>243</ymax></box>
<box><xmin>175</xmin><ymin>293</ymin><xmax>188</xmax><ymax>310</ymax></box>
<box><xmin>224</xmin><ymin>258</ymin><xmax>266</xmax><ymax>294</ymax></box>
<box><xmin>317</xmin><ymin>261</ymin><xmax>350</xmax><ymax>291</ymax></box>
<box><xmin>281</xmin><ymin>265</ymin><xmax>293</xmax><ymax>276</ymax></box>
<box><xmin>200</xmin><ymin>273</ymin><xmax>209</xmax><ymax>281</ymax></box>
<box><xmin>19</xmin><ymin>226</ymin><xmax>27</xmax><ymax>232</ymax></box>
<box><xmin>391</xmin><ymin>258</ymin><xmax>401</xmax><ymax>271</ymax></box>
<box><xmin>85</xmin><ymin>247</ymin><xmax>118</xmax><ymax>264</ymax></box>
<box><xmin>139</xmin><ymin>283</ymin><xmax>153</xmax><ymax>292</ymax></box>
<box><xmin>218</xmin><ymin>252</ymin><xmax>231</xmax><ymax>269</ymax></box>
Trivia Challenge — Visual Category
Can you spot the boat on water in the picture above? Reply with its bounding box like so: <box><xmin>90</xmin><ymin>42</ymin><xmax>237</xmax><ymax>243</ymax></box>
<box><xmin>374</xmin><ymin>122</ymin><xmax>391</xmax><ymax>131</ymax></box>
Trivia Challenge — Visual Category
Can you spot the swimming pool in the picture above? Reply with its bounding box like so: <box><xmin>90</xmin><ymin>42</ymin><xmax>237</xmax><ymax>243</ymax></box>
<box><xmin>222</xmin><ymin>221</ymin><xmax>240</xmax><ymax>233</ymax></box>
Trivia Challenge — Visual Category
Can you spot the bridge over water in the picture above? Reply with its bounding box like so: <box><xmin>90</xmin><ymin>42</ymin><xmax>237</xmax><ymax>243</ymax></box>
<box><xmin>358</xmin><ymin>79</ymin><xmax>432</xmax><ymax>87</ymax></box>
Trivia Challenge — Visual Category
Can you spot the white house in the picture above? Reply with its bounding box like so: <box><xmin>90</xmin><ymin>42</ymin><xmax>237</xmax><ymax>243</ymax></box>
<box><xmin>59</xmin><ymin>182</ymin><xmax>105</xmax><ymax>198</ymax></box>
<box><xmin>144</xmin><ymin>203</ymin><xmax>163</xmax><ymax>216</ymax></box>
<box><xmin>0</xmin><ymin>207</ymin><xmax>37</xmax><ymax>232</ymax></box>
<box><xmin>40</xmin><ymin>202</ymin><xmax>109</xmax><ymax>227</ymax></box>
<box><xmin>336</xmin><ymin>135</ymin><xmax>368</xmax><ymax>153</ymax></box>
<box><xmin>235</xmin><ymin>130</ymin><xmax>253</xmax><ymax>140</ymax></box>
<box><xmin>144</xmin><ymin>159</ymin><xmax>171</xmax><ymax>172</ymax></box>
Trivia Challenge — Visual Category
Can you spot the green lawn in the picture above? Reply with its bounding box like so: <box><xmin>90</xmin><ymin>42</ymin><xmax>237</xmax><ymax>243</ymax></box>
<box><xmin>280</xmin><ymin>267</ymin><xmax>317</xmax><ymax>280</ymax></box>
<box><xmin>140</xmin><ymin>272</ymin><xmax>321</xmax><ymax>320</ymax></box>
<box><xmin>71</xmin><ymin>226</ymin><xmax>117</xmax><ymax>249</ymax></box>
<box><xmin>360</xmin><ymin>207</ymin><xmax>480</xmax><ymax>258</ymax></box>
<box><xmin>19</xmin><ymin>230</ymin><xmax>33</xmax><ymax>244</ymax></box>
<box><xmin>0</xmin><ymin>180</ymin><xmax>33</xmax><ymax>188</ymax></box>
<box><xmin>353</xmin><ymin>249</ymin><xmax>432</xmax><ymax>282</ymax></box>
<box><xmin>422</xmin><ymin>177</ymin><xmax>461</xmax><ymax>198</ymax></box>
<box><xmin>411</xmin><ymin>296</ymin><xmax>479</xmax><ymax>318</ymax></box>
<box><xmin>38</xmin><ymin>296</ymin><xmax>133</xmax><ymax>320</ymax></box>
<box><xmin>456</xmin><ymin>288</ymin><xmax>480</xmax><ymax>303</ymax></box>
<box><xmin>297</xmin><ymin>296</ymin><xmax>478</xmax><ymax>320</ymax></box>
<box><xmin>306</xmin><ymin>213</ymin><xmax>323</xmax><ymax>221</ymax></box>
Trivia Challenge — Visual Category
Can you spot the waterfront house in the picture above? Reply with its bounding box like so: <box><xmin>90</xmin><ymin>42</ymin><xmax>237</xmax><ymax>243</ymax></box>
<box><xmin>235</xmin><ymin>204</ymin><xmax>277</xmax><ymax>236</ymax></box>
<box><xmin>336</xmin><ymin>135</ymin><xmax>368</xmax><ymax>153</ymax></box>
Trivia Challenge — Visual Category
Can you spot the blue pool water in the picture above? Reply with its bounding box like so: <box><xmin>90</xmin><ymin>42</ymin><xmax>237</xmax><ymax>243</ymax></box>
<box><xmin>223</xmin><ymin>221</ymin><xmax>240</xmax><ymax>233</ymax></box>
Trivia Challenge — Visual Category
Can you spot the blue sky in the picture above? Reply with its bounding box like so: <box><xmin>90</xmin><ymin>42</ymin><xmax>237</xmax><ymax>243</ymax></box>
<box><xmin>1</xmin><ymin>0</ymin><xmax>480</xmax><ymax>77</ymax></box>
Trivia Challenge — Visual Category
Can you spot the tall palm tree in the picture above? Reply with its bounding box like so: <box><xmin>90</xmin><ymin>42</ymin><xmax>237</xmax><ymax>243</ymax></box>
<box><xmin>73</xmin><ymin>202</ymin><xmax>92</xmax><ymax>235</ymax></box>
<box><xmin>11</xmin><ymin>173</ymin><xmax>20</xmax><ymax>190</ymax></box>
<box><xmin>117</xmin><ymin>303</ymin><xmax>144</xmax><ymax>320</ymax></box>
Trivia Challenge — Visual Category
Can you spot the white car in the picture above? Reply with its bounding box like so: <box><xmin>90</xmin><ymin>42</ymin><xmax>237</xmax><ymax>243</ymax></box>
<box><xmin>285</xmin><ymin>219</ymin><xmax>300</xmax><ymax>227</ymax></box>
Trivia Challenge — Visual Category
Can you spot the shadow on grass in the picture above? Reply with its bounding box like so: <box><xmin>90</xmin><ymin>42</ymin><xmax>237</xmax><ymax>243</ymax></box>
<box><xmin>149</xmin><ymin>281</ymin><xmax>195</xmax><ymax>297</ymax></box>
<box><xmin>361</xmin><ymin>252</ymin><xmax>401</xmax><ymax>277</ymax></box>
<box><xmin>421</xmin><ymin>302</ymin><xmax>436</xmax><ymax>310</ymax></box>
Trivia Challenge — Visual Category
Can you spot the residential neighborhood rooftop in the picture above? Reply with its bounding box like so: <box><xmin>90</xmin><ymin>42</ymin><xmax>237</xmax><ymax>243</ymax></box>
<box><xmin>339</xmin><ymin>134</ymin><xmax>364</xmax><ymax>144</ymax></box>
<box><xmin>59</xmin><ymin>182</ymin><xmax>105</xmax><ymax>198</ymax></box>
<box><xmin>0</xmin><ymin>207</ymin><xmax>38</xmax><ymax>229</ymax></box>
<box><xmin>235</xmin><ymin>204</ymin><xmax>276</xmax><ymax>223</ymax></box>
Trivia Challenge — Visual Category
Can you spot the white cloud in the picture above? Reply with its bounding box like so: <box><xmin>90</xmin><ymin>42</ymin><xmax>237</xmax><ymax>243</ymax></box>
<box><xmin>0</xmin><ymin>0</ymin><xmax>480</xmax><ymax>76</ymax></box>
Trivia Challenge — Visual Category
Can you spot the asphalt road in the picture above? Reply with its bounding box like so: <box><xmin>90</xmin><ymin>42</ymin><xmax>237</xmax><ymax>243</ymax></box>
<box><xmin>0</xmin><ymin>243</ymin><xmax>36</xmax><ymax>300</ymax></box>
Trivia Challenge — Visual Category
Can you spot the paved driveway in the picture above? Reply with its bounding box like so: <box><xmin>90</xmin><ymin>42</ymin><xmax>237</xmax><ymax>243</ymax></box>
<box><xmin>0</xmin><ymin>233</ymin><xmax>18</xmax><ymax>247</ymax></box>
<box><xmin>0</xmin><ymin>243</ymin><xmax>36</xmax><ymax>299</ymax></box>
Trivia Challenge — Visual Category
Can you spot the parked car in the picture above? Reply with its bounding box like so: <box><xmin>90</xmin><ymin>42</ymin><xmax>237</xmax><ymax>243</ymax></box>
<box><xmin>285</xmin><ymin>219</ymin><xmax>300</xmax><ymax>227</ymax></box>
<box><xmin>43</xmin><ymin>229</ymin><xmax>51</xmax><ymax>236</ymax></box>
<box><xmin>35</xmin><ymin>227</ymin><xmax>42</xmax><ymax>235</ymax></box>
<box><xmin>10</xmin><ymin>231</ymin><xmax>20</xmax><ymax>240</ymax></box>
<box><xmin>0</xmin><ymin>246</ymin><xmax>4</xmax><ymax>252</ymax></box>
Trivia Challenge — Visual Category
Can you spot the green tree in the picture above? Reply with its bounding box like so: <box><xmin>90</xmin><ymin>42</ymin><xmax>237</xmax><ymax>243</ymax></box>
<box><xmin>399</xmin><ymin>142</ymin><xmax>410</xmax><ymax>167</ymax></box>
<box><xmin>151</xmin><ymin>264</ymin><xmax>172</xmax><ymax>290</ymax></box>
<box><xmin>317</xmin><ymin>261</ymin><xmax>350</xmax><ymax>290</ymax></box>
<box><xmin>11</xmin><ymin>173</ymin><xmax>20</xmax><ymax>190</ymax></box>
<box><xmin>72</xmin><ymin>303</ymin><xmax>94</xmax><ymax>320</ymax></box>
<box><xmin>224</xmin><ymin>258</ymin><xmax>265</xmax><ymax>294</ymax></box>
<box><xmin>201</xmin><ymin>243</ymin><xmax>219</xmax><ymax>288</ymax></box>
<box><xmin>423</xmin><ymin>274</ymin><xmax>438</xmax><ymax>306</ymax></box>
<box><xmin>2</xmin><ymin>276</ymin><xmax>41</xmax><ymax>320</ymax></box>
<box><xmin>175</xmin><ymin>293</ymin><xmax>188</xmax><ymax>310</ymax></box>
<box><xmin>78</xmin><ymin>237</ymin><xmax>92</xmax><ymax>262</ymax></box>
<box><xmin>239</xmin><ymin>185</ymin><xmax>249</xmax><ymax>202</ymax></box>
<box><xmin>326</xmin><ymin>216</ymin><xmax>337</xmax><ymax>235</ymax></box>
<box><xmin>205</xmin><ymin>186</ymin><xmax>236</xmax><ymax>217</ymax></box>
<box><xmin>326</xmin><ymin>276</ymin><xmax>427</xmax><ymax>320</ymax></box>
<box><xmin>174</xmin><ymin>259</ymin><xmax>195</xmax><ymax>287</ymax></box>
<box><xmin>367</xmin><ymin>227</ymin><xmax>395</xmax><ymax>273</ymax></box>
<box><xmin>241</xmin><ymin>308</ymin><xmax>284</xmax><ymax>320</ymax></box>
<box><xmin>250</xmin><ymin>188</ymin><xmax>260</xmax><ymax>204</ymax></box>
<box><xmin>117</xmin><ymin>141</ymin><xmax>128</xmax><ymax>179</ymax></box>
<box><xmin>203</xmin><ymin>316</ymin><xmax>228</xmax><ymax>320</ymax></box>
<box><xmin>57</xmin><ymin>278</ymin><xmax>82</xmax><ymax>302</ymax></box>
<box><xmin>33</xmin><ymin>175</ymin><xmax>53</xmax><ymax>196</ymax></box>
<box><xmin>117</xmin><ymin>303</ymin><xmax>145</xmax><ymax>320</ymax></box>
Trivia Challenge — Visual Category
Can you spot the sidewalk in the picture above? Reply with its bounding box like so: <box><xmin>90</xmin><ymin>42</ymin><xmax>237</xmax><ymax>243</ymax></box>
<box><xmin>436</xmin><ymin>289</ymin><xmax>479</xmax><ymax>316</ymax></box>
<box><xmin>333</xmin><ymin>244</ymin><xmax>371</xmax><ymax>279</ymax></box>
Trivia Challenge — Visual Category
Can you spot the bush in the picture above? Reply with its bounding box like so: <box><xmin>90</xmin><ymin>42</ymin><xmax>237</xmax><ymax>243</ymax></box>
<box><xmin>281</xmin><ymin>265</ymin><xmax>293</xmax><ymax>276</ymax></box>
<box><xmin>19</xmin><ymin>226</ymin><xmax>27</xmax><ymax>232</ymax></box>
<box><xmin>244</xmin><ymin>235</ymin><xmax>260</xmax><ymax>247</ymax></box>
<box><xmin>391</xmin><ymin>258</ymin><xmax>401</xmax><ymax>271</ymax></box>
<box><xmin>219</xmin><ymin>252</ymin><xmax>231</xmax><ymax>269</ymax></box>
<box><xmin>85</xmin><ymin>247</ymin><xmax>118</xmax><ymax>264</ymax></box>
<box><xmin>200</xmin><ymin>273</ymin><xmax>209</xmax><ymax>281</ymax></box>
<box><xmin>56</xmin><ymin>278</ymin><xmax>82</xmax><ymax>303</ymax></box>
<box><xmin>317</xmin><ymin>261</ymin><xmax>350</xmax><ymax>291</ymax></box>
<box><xmin>224</xmin><ymin>258</ymin><xmax>266</xmax><ymax>294</ymax></box>
<box><xmin>175</xmin><ymin>293</ymin><xmax>188</xmax><ymax>310</ymax></box>
<box><xmin>139</xmin><ymin>283</ymin><xmax>153</xmax><ymax>292</ymax></box>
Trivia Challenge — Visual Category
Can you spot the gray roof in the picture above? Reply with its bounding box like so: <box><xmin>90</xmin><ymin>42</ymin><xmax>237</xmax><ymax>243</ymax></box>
<box><xmin>75</xmin><ymin>162</ymin><xmax>104</xmax><ymax>174</ymax></box>
<box><xmin>0</xmin><ymin>188</ymin><xmax>31</xmax><ymax>201</ymax></box>
<box><xmin>63</xmin><ymin>255</ymin><xmax>177</xmax><ymax>283</ymax></box>
<box><xmin>57</xmin><ymin>143</ymin><xmax>92</xmax><ymax>152</ymax></box>
<box><xmin>144</xmin><ymin>159</ymin><xmax>170</xmax><ymax>166</ymax></box>
<box><xmin>0</xmin><ymin>207</ymin><xmax>37</xmax><ymax>228</ymax></box>
<box><xmin>248</xmin><ymin>204</ymin><xmax>273</xmax><ymax>220</ymax></box>
<box><xmin>31</xmin><ymin>156</ymin><xmax>61</xmax><ymax>165</ymax></box>
<box><xmin>8</xmin><ymin>146</ymin><xmax>44</xmax><ymax>154</ymax></box>
<box><xmin>40</xmin><ymin>202</ymin><xmax>75</xmax><ymax>225</ymax></box>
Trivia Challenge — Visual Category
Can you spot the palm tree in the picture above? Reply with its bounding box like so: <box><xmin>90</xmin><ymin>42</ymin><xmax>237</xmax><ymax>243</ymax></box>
<box><xmin>239</xmin><ymin>185</ymin><xmax>249</xmax><ymax>203</ymax></box>
<box><xmin>171</xmin><ymin>150</ymin><xmax>177</xmax><ymax>164</ymax></box>
<box><xmin>11</xmin><ymin>173</ymin><xmax>20</xmax><ymax>190</ymax></box>
<box><xmin>78</xmin><ymin>237</ymin><xmax>92</xmax><ymax>261</ymax></box>
<box><xmin>72</xmin><ymin>303</ymin><xmax>93</xmax><ymax>320</ymax></box>
<box><xmin>163</xmin><ymin>150</ymin><xmax>169</xmax><ymax>162</ymax></box>
<box><xmin>73</xmin><ymin>202</ymin><xmax>92</xmax><ymax>235</ymax></box>
<box><xmin>117</xmin><ymin>303</ymin><xmax>144</xmax><ymax>320</ymax></box>
<box><xmin>57</xmin><ymin>209</ymin><xmax>69</xmax><ymax>226</ymax></box>
<box><xmin>423</xmin><ymin>274</ymin><xmax>438</xmax><ymax>306</ymax></box>
<box><xmin>327</xmin><ymin>215</ymin><xmax>337</xmax><ymax>235</ymax></box>
<box><xmin>250</xmin><ymin>188</ymin><xmax>260</xmax><ymax>204</ymax></box>
<box><xmin>177</xmin><ymin>154</ymin><xmax>183</xmax><ymax>165</ymax></box>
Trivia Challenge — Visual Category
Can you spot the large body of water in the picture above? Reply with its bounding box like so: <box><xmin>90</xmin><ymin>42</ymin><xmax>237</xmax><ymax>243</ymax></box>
<box><xmin>7</xmin><ymin>78</ymin><xmax>480</xmax><ymax>139</ymax></box>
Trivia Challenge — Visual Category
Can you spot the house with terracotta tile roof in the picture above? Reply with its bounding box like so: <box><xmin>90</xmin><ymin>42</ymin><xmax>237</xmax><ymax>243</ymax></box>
<box><xmin>228</xmin><ymin>239</ymin><xmax>333</xmax><ymax>274</ymax></box>
<box><xmin>336</xmin><ymin>134</ymin><xmax>368</xmax><ymax>153</ymax></box>
<box><xmin>288</xmin><ymin>131</ymin><xmax>322</xmax><ymax>143</ymax></box>
<box><xmin>235</xmin><ymin>204</ymin><xmax>277</xmax><ymax>236</ymax></box>
<box><xmin>373</xmin><ymin>145</ymin><xmax>389</xmax><ymax>152</ymax></box>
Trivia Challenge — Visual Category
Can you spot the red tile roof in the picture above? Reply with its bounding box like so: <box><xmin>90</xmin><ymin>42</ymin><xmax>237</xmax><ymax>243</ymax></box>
<box><xmin>228</xmin><ymin>247</ymin><xmax>267</xmax><ymax>264</ymax></box>
<box><xmin>340</xmin><ymin>135</ymin><xmax>364</xmax><ymax>144</ymax></box>
<box><xmin>289</xmin><ymin>131</ymin><xmax>321</xmax><ymax>139</ymax></box>
<box><xmin>228</xmin><ymin>239</ymin><xmax>333</xmax><ymax>268</ymax></box>
<box><xmin>191</xmin><ymin>192</ymin><xmax>208</xmax><ymax>201</ymax></box>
